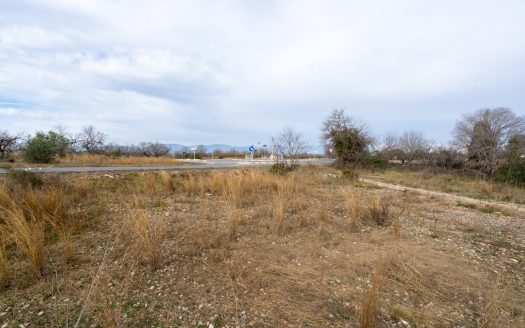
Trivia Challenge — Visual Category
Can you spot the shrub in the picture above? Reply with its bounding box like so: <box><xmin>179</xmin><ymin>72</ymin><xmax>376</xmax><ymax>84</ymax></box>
<box><xmin>270</xmin><ymin>162</ymin><xmax>290</xmax><ymax>175</ymax></box>
<box><xmin>494</xmin><ymin>160</ymin><xmax>525</xmax><ymax>187</ymax></box>
<box><xmin>23</xmin><ymin>131</ymin><xmax>70</xmax><ymax>163</ymax></box>
<box><xmin>363</xmin><ymin>155</ymin><xmax>389</xmax><ymax>170</ymax></box>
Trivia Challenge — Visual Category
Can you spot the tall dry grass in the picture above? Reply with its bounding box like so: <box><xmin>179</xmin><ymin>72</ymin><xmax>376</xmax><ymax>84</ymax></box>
<box><xmin>184</xmin><ymin>175</ymin><xmax>196</xmax><ymax>196</ymax></box>
<box><xmin>479</xmin><ymin>276</ymin><xmax>500</xmax><ymax>328</ymax></box>
<box><xmin>0</xmin><ymin>234</ymin><xmax>9</xmax><ymax>287</ymax></box>
<box><xmin>4</xmin><ymin>205</ymin><xmax>46</xmax><ymax>277</ymax></box>
<box><xmin>158</xmin><ymin>171</ymin><xmax>174</xmax><ymax>192</ymax></box>
<box><xmin>227</xmin><ymin>206</ymin><xmax>240</xmax><ymax>241</ymax></box>
<box><xmin>359</xmin><ymin>259</ymin><xmax>386</xmax><ymax>328</ymax></box>
<box><xmin>126</xmin><ymin>211</ymin><xmax>165</xmax><ymax>270</ymax></box>
<box><xmin>58</xmin><ymin>153</ymin><xmax>180</xmax><ymax>167</ymax></box>
<box><xmin>343</xmin><ymin>191</ymin><xmax>362</xmax><ymax>232</ymax></box>
<box><xmin>364</xmin><ymin>195</ymin><xmax>394</xmax><ymax>227</ymax></box>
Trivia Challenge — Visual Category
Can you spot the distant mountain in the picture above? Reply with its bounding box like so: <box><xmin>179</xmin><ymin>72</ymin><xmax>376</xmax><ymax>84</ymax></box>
<box><xmin>166</xmin><ymin>143</ymin><xmax>325</xmax><ymax>154</ymax></box>
<box><xmin>166</xmin><ymin>144</ymin><xmax>246</xmax><ymax>153</ymax></box>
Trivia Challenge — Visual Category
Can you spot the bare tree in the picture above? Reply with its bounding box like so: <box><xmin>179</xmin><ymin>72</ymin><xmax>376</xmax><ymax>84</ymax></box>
<box><xmin>453</xmin><ymin>108</ymin><xmax>525</xmax><ymax>175</ymax></box>
<box><xmin>397</xmin><ymin>131</ymin><xmax>432</xmax><ymax>165</ymax></box>
<box><xmin>196</xmin><ymin>145</ymin><xmax>207</xmax><ymax>157</ymax></box>
<box><xmin>0</xmin><ymin>130</ymin><xmax>21</xmax><ymax>159</ymax></box>
<box><xmin>137</xmin><ymin>142</ymin><xmax>170</xmax><ymax>157</ymax></box>
<box><xmin>77</xmin><ymin>126</ymin><xmax>106</xmax><ymax>153</ymax></box>
<box><xmin>276</xmin><ymin>126</ymin><xmax>307</xmax><ymax>168</ymax></box>
<box><xmin>321</xmin><ymin>108</ymin><xmax>373</xmax><ymax>167</ymax></box>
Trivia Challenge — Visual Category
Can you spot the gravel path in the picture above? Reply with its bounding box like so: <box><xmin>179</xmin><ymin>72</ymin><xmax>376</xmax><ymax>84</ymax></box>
<box><xmin>361</xmin><ymin>178</ymin><xmax>525</xmax><ymax>215</ymax></box>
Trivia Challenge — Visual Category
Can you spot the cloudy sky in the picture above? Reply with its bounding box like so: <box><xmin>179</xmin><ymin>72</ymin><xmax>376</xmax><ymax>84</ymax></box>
<box><xmin>1</xmin><ymin>0</ymin><xmax>524</xmax><ymax>147</ymax></box>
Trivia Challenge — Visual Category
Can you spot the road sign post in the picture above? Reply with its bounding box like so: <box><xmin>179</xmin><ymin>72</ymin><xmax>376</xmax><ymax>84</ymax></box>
<box><xmin>248</xmin><ymin>145</ymin><xmax>255</xmax><ymax>160</ymax></box>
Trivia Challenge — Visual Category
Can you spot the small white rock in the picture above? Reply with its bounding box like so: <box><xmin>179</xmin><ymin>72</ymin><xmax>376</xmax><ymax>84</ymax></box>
<box><xmin>38</xmin><ymin>311</ymin><xmax>45</xmax><ymax>316</ymax></box>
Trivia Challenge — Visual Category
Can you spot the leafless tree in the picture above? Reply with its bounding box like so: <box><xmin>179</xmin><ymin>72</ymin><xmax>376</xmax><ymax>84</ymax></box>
<box><xmin>137</xmin><ymin>142</ymin><xmax>170</xmax><ymax>157</ymax></box>
<box><xmin>77</xmin><ymin>126</ymin><xmax>106</xmax><ymax>153</ymax></box>
<box><xmin>397</xmin><ymin>131</ymin><xmax>433</xmax><ymax>165</ymax></box>
<box><xmin>321</xmin><ymin>108</ymin><xmax>374</xmax><ymax>167</ymax></box>
<box><xmin>453</xmin><ymin>107</ymin><xmax>525</xmax><ymax>174</ymax></box>
<box><xmin>276</xmin><ymin>126</ymin><xmax>307</xmax><ymax>168</ymax></box>
<box><xmin>0</xmin><ymin>130</ymin><xmax>21</xmax><ymax>159</ymax></box>
<box><xmin>196</xmin><ymin>145</ymin><xmax>207</xmax><ymax>156</ymax></box>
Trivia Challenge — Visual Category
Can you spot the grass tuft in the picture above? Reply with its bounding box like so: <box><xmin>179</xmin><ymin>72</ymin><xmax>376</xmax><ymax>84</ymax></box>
<box><xmin>127</xmin><ymin>211</ymin><xmax>165</xmax><ymax>270</ymax></box>
<box><xmin>4</xmin><ymin>205</ymin><xmax>46</xmax><ymax>278</ymax></box>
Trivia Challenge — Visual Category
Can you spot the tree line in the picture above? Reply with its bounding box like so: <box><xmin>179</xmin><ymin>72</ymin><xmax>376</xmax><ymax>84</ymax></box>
<box><xmin>320</xmin><ymin>107</ymin><xmax>525</xmax><ymax>185</ymax></box>
<box><xmin>0</xmin><ymin>126</ymin><xmax>252</xmax><ymax>163</ymax></box>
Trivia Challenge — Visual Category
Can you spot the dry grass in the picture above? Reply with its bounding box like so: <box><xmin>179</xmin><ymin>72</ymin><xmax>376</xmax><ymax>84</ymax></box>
<box><xmin>227</xmin><ymin>205</ymin><xmax>240</xmax><ymax>241</ymax></box>
<box><xmin>126</xmin><ymin>211</ymin><xmax>165</xmax><ymax>270</ymax></box>
<box><xmin>0</xmin><ymin>235</ymin><xmax>9</xmax><ymax>288</ymax></box>
<box><xmin>3</xmin><ymin>205</ymin><xmax>46</xmax><ymax>277</ymax></box>
<box><xmin>359</xmin><ymin>258</ymin><xmax>386</xmax><ymax>328</ymax></box>
<box><xmin>157</xmin><ymin>171</ymin><xmax>176</xmax><ymax>192</ymax></box>
<box><xmin>363</xmin><ymin>195</ymin><xmax>394</xmax><ymax>227</ymax></box>
<box><xmin>365</xmin><ymin>168</ymin><xmax>525</xmax><ymax>204</ymax></box>
<box><xmin>0</xmin><ymin>167</ymin><xmax>524</xmax><ymax>327</ymax></box>
<box><xmin>343</xmin><ymin>190</ymin><xmax>362</xmax><ymax>232</ymax></box>
<box><xmin>479</xmin><ymin>275</ymin><xmax>500</xmax><ymax>328</ymax></box>
<box><xmin>274</xmin><ymin>194</ymin><xmax>287</xmax><ymax>234</ymax></box>
<box><xmin>184</xmin><ymin>175</ymin><xmax>196</xmax><ymax>196</ymax></box>
<box><xmin>57</xmin><ymin>153</ymin><xmax>180</xmax><ymax>167</ymax></box>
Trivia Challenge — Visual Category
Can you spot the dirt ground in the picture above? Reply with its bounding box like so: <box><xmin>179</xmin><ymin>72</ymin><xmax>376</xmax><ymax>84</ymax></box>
<box><xmin>1</xmin><ymin>167</ymin><xmax>524</xmax><ymax>327</ymax></box>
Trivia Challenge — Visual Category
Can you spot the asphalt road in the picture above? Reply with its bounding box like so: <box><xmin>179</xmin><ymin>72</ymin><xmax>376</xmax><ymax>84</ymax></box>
<box><xmin>0</xmin><ymin>158</ymin><xmax>333</xmax><ymax>174</ymax></box>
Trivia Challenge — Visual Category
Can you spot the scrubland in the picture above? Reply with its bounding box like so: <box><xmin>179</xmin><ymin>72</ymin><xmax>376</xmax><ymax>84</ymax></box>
<box><xmin>4</xmin><ymin>153</ymin><xmax>181</xmax><ymax>168</ymax></box>
<box><xmin>0</xmin><ymin>167</ymin><xmax>524</xmax><ymax>327</ymax></box>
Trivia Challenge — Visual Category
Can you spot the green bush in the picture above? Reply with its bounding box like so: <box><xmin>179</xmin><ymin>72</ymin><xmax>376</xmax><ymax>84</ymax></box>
<box><xmin>270</xmin><ymin>162</ymin><xmax>290</xmax><ymax>175</ymax></box>
<box><xmin>495</xmin><ymin>160</ymin><xmax>525</xmax><ymax>187</ymax></box>
<box><xmin>363</xmin><ymin>155</ymin><xmax>389</xmax><ymax>170</ymax></box>
<box><xmin>23</xmin><ymin>131</ymin><xmax>70</xmax><ymax>163</ymax></box>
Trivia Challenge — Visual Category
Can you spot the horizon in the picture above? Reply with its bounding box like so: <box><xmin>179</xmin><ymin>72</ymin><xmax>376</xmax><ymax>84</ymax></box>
<box><xmin>2</xmin><ymin>1</ymin><xmax>524</xmax><ymax>146</ymax></box>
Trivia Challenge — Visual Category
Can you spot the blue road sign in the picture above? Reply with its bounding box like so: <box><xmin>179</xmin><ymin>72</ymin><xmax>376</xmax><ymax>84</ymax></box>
<box><xmin>249</xmin><ymin>145</ymin><xmax>255</xmax><ymax>152</ymax></box>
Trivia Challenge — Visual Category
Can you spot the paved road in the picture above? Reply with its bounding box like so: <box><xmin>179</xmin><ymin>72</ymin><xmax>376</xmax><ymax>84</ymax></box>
<box><xmin>0</xmin><ymin>158</ymin><xmax>333</xmax><ymax>174</ymax></box>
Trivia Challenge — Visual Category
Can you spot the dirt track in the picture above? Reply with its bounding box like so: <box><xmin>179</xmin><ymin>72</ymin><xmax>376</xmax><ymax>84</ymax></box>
<box><xmin>361</xmin><ymin>178</ymin><xmax>525</xmax><ymax>216</ymax></box>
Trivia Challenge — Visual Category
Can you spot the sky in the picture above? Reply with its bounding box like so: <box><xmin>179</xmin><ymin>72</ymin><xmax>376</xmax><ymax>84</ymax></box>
<box><xmin>1</xmin><ymin>0</ymin><xmax>525</xmax><ymax>148</ymax></box>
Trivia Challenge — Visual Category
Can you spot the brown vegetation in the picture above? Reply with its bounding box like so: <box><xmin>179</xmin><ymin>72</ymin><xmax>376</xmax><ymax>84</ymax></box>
<box><xmin>0</xmin><ymin>167</ymin><xmax>523</xmax><ymax>327</ymax></box>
